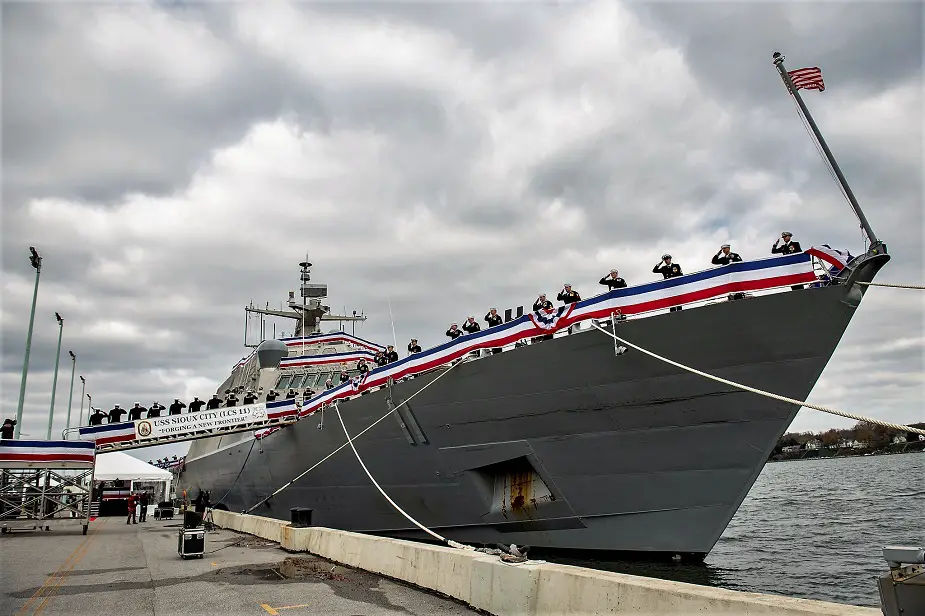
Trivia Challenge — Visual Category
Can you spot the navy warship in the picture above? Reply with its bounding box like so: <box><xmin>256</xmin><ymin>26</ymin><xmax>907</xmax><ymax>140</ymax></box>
<box><xmin>178</xmin><ymin>53</ymin><xmax>891</xmax><ymax>560</ymax></box>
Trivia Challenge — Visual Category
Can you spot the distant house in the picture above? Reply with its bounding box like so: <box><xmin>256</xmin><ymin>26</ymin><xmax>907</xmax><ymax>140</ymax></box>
<box><xmin>838</xmin><ymin>439</ymin><xmax>869</xmax><ymax>449</ymax></box>
<box><xmin>805</xmin><ymin>439</ymin><xmax>822</xmax><ymax>451</ymax></box>
<box><xmin>781</xmin><ymin>445</ymin><xmax>801</xmax><ymax>453</ymax></box>
<box><xmin>892</xmin><ymin>435</ymin><xmax>908</xmax><ymax>445</ymax></box>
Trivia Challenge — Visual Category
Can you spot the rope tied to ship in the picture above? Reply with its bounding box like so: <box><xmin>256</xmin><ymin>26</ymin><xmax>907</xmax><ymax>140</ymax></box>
<box><xmin>855</xmin><ymin>281</ymin><xmax>925</xmax><ymax>290</ymax></box>
<box><xmin>590</xmin><ymin>322</ymin><xmax>925</xmax><ymax>437</ymax></box>
<box><xmin>333</xmin><ymin>402</ymin><xmax>475</xmax><ymax>551</ymax></box>
<box><xmin>244</xmin><ymin>357</ymin><xmax>469</xmax><ymax>514</ymax></box>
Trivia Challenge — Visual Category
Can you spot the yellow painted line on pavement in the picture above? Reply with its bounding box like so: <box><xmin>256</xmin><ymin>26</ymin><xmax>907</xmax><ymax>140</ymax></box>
<box><xmin>260</xmin><ymin>604</ymin><xmax>310</xmax><ymax>615</ymax></box>
<box><xmin>32</xmin><ymin>519</ymin><xmax>107</xmax><ymax>616</ymax></box>
<box><xmin>14</xmin><ymin>520</ymin><xmax>102</xmax><ymax>616</ymax></box>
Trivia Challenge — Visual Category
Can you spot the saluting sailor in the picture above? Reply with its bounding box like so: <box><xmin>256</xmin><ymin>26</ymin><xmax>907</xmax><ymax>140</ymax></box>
<box><xmin>446</xmin><ymin>323</ymin><xmax>464</xmax><ymax>340</ymax></box>
<box><xmin>533</xmin><ymin>294</ymin><xmax>553</xmax><ymax>312</ymax></box>
<box><xmin>711</xmin><ymin>244</ymin><xmax>743</xmax><ymax>265</ymax></box>
<box><xmin>557</xmin><ymin>283</ymin><xmax>581</xmax><ymax>304</ymax></box>
<box><xmin>462</xmin><ymin>316</ymin><xmax>481</xmax><ymax>334</ymax></box>
<box><xmin>599</xmin><ymin>269</ymin><xmax>627</xmax><ymax>290</ymax></box>
<box><xmin>484</xmin><ymin>308</ymin><xmax>503</xmax><ymax>327</ymax></box>
<box><xmin>407</xmin><ymin>339</ymin><xmax>422</xmax><ymax>354</ymax></box>
<box><xmin>772</xmin><ymin>231</ymin><xmax>802</xmax><ymax>255</ymax></box>
<box><xmin>653</xmin><ymin>255</ymin><xmax>684</xmax><ymax>312</ymax></box>
<box><xmin>773</xmin><ymin>231</ymin><xmax>805</xmax><ymax>290</ymax></box>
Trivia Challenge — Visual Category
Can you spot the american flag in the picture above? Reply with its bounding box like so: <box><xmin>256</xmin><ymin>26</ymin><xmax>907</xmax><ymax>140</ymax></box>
<box><xmin>788</xmin><ymin>67</ymin><xmax>825</xmax><ymax>92</ymax></box>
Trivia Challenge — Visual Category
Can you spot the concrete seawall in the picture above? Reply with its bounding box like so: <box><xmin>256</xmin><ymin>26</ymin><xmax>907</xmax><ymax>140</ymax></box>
<box><xmin>209</xmin><ymin>510</ymin><xmax>879</xmax><ymax>616</ymax></box>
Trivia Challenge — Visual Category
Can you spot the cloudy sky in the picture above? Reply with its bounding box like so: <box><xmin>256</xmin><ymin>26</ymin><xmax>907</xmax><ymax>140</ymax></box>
<box><xmin>2</xmin><ymin>1</ymin><xmax>922</xmax><ymax>460</ymax></box>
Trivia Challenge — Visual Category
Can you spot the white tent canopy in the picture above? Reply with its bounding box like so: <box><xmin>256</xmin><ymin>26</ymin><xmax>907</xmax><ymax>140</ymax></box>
<box><xmin>95</xmin><ymin>452</ymin><xmax>171</xmax><ymax>481</ymax></box>
<box><xmin>95</xmin><ymin>452</ymin><xmax>173</xmax><ymax>503</ymax></box>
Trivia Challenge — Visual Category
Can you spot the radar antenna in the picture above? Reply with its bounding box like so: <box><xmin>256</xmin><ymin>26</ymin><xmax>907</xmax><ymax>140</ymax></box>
<box><xmin>243</xmin><ymin>260</ymin><xmax>366</xmax><ymax>348</ymax></box>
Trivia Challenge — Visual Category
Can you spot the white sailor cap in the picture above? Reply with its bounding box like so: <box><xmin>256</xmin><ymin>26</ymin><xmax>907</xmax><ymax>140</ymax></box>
<box><xmin>564</xmin><ymin>283</ymin><xmax>572</xmax><ymax>287</ymax></box>
<box><xmin>115</xmin><ymin>404</ymin><xmax>121</xmax><ymax>408</ymax></box>
<box><xmin>721</xmin><ymin>244</ymin><xmax>730</xmax><ymax>249</ymax></box>
<box><xmin>611</xmin><ymin>269</ymin><xmax>618</xmax><ymax>273</ymax></box>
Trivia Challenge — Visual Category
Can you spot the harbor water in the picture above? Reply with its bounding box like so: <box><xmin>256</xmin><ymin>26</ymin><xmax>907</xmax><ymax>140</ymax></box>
<box><xmin>554</xmin><ymin>452</ymin><xmax>923</xmax><ymax>607</ymax></box>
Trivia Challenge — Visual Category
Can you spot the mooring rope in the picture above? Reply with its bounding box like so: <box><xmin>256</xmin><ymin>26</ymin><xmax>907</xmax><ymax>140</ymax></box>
<box><xmin>855</xmin><ymin>281</ymin><xmax>925</xmax><ymax>290</ymax></box>
<box><xmin>244</xmin><ymin>358</ymin><xmax>468</xmax><ymax>514</ymax></box>
<box><xmin>590</xmin><ymin>322</ymin><xmax>925</xmax><ymax>437</ymax></box>
<box><xmin>333</xmin><ymin>402</ymin><xmax>475</xmax><ymax>550</ymax></box>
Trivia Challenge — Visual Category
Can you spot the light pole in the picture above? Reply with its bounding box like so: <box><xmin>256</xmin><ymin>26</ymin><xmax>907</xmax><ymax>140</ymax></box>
<box><xmin>78</xmin><ymin>376</ymin><xmax>86</xmax><ymax>427</ymax></box>
<box><xmin>14</xmin><ymin>246</ymin><xmax>43</xmax><ymax>438</ymax></box>
<box><xmin>47</xmin><ymin>312</ymin><xmax>64</xmax><ymax>440</ymax></box>
<box><xmin>65</xmin><ymin>351</ymin><xmax>76</xmax><ymax>430</ymax></box>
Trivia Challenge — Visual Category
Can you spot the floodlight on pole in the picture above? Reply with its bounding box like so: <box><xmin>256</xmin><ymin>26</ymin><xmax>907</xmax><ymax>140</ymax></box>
<box><xmin>78</xmin><ymin>376</ymin><xmax>86</xmax><ymax>427</ymax></box>
<box><xmin>14</xmin><ymin>247</ymin><xmax>43</xmax><ymax>438</ymax></box>
<box><xmin>47</xmin><ymin>312</ymin><xmax>64</xmax><ymax>440</ymax></box>
<box><xmin>65</xmin><ymin>351</ymin><xmax>77</xmax><ymax>431</ymax></box>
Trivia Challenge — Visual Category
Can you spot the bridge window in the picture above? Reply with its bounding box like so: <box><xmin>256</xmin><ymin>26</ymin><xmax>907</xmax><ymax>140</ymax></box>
<box><xmin>305</xmin><ymin>373</ymin><xmax>323</xmax><ymax>389</ymax></box>
<box><xmin>290</xmin><ymin>374</ymin><xmax>307</xmax><ymax>389</ymax></box>
<box><xmin>277</xmin><ymin>374</ymin><xmax>293</xmax><ymax>390</ymax></box>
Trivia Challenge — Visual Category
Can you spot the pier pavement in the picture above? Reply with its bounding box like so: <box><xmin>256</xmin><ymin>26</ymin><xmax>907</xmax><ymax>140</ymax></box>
<box><xmin>0</xmin><ymin>516</ymin><xmax>473</xmax><ymax>616</ymax></box>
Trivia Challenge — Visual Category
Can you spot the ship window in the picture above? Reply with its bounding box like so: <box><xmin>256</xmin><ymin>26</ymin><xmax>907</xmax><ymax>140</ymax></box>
<box><xmin>306</xmin><ymin>373</ymin><xmax>323</xmax><ymax>389</ymax></box>
<box><xmin>290</xmin><ymin>374</ymin><xmax>306</xmax><ymax>389</ymax></box>
<box><xmin>277</xmin><ymin>375</ymin><xmax>292</xmax><ymax>389</ymax></box>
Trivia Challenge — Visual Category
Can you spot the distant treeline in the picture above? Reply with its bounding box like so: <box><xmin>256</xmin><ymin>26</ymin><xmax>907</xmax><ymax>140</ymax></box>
<box><xmin>770</xmin><ymin>421</ymin><xmax>925</xmax><ymax>461</ymax></box>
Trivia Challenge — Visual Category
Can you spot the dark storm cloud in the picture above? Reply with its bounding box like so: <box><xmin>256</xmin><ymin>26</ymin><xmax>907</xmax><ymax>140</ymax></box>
<box><xmin>1</xmin><ymin>1</ymin><xmax>921</xmax><ymax>447</ymax></box>
<box><xmin>629</xmin><ymin>2</ymin><xmax>924</xmax><ymax>105</ymax></box>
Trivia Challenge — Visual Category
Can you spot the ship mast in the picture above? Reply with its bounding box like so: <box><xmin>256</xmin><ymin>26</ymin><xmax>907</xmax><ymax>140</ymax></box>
<box><xmin>772</xmin><ymin>52</ymin><xmax>882</xmax><ymax>252</ymax></box>
<box><xmin>243</xmin><ymin>260</ymin><xmax>366</xmax><ymax>348</ymax></box>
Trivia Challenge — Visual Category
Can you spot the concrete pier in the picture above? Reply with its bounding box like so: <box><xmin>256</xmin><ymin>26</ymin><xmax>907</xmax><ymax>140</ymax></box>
<box><xmin>0</xmin><ymin>517</ymin><xmax>473</xmax><ymax>616</ymax></box>
<box><xmin>211</xmin><ymin>510</ymin><xmax>881</xmax><ymax>616</ymax></box>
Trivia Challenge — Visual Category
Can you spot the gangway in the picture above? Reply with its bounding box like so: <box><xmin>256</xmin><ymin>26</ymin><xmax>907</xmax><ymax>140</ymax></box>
<box><xmin>0</xmin><ymin>440</ymin><xmax>96</xmax><ymax>535</ymax></box>
<box><xmin>73</xmin><ymin>399</ymin><xmax>300</xmax><ymax>453</ymax></box>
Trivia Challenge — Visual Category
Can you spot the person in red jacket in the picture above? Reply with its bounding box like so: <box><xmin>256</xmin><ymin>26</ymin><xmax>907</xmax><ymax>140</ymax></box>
<box><xmin>126</xmin><ymin>493</ymin><xmax>137</xmax><ymax>525</ymax></box>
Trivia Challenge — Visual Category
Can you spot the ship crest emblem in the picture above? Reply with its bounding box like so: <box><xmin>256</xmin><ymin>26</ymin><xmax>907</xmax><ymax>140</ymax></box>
<box><xmin>137</xmin><ymin>421</ymin><xmax>152</xmax><ymax>437</ymax></box>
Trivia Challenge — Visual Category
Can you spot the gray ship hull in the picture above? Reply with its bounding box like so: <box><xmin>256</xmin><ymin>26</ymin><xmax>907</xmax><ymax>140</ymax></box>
<box><xmin>180</xmin><ymin>283</ymin><xmax>867</xmax><ymax>558</ymax></box>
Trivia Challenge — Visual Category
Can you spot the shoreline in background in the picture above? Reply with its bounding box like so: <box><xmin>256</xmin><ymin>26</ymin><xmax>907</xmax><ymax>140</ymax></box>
<box><xmin>768</xmin><ymin>441</ymin><xmax>924</xmax><ymax>463</ymax></box>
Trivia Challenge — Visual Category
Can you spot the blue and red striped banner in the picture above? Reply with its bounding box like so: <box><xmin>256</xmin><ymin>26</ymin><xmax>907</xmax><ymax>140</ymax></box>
<box><xmin>0</xmin><ymin>440</ymin><xmax>96</xmax><ymax>466</ymax></box>
<box><xmin>280</xmin><ymin>349</ymin><xmax>377</xmax><ymax>369</ymax></box>
<box><xmin>280</xmin><ymin>332</ymin><xmax>385</xmax><ymax>353</ymax></box>
<box><xmin>296</xmin><ymin>253</ymin><xmax>816</xmax><ymax>417</ymax></box>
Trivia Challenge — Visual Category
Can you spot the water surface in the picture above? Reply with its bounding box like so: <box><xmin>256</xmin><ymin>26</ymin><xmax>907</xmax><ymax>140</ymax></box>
<box><xmin>560</xmin><ymin>453</ymin><xmax>924</xmax><ymax>607</ymax></box>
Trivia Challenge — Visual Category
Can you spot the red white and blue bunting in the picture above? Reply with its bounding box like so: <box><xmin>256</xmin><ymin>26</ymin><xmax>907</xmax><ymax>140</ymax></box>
<box><xmin>0</xmin><ymin>439</ymin><xmax>96</xmax><ymax>467</ymax></box>
<box><xmin>279</xmin><ymin>349</ymin><xmax>377</xmax><ymax>369</ymax></box>
<box><xmin>296</xmin><ymin>253</ymin><xmax>816</xmax><ymax>418</ymax></box>
<box><xmin>78</xmin><ymin>422</ymin><xmax>137</xmax><ymax>446</ymax></box>
<box><xmin>280</xmin><ymin>332</ymin><xmax>385</xmax><ymax>353</ymax></box>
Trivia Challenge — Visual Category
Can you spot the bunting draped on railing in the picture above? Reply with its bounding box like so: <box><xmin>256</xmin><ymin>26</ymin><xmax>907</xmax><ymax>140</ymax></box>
<box><xmin>279</xmin><ymin>349</ymin><xmax>377</xmax><ymax>369</ymax></box>
<box><xmin>0</xmin><ymin>440</ymin><xmax>96</xmax><ymax>467</ymax></box>
<box><xmin>280</xmin><ymin>332</ymin><xmax>385</xmax><ymax>353</ymax></box>
<box><xmin>77</xmin><ymin>398</ymin><xmax>301</xmax><ymax>446</ymax></box>
<box><xmin>297</xmin><ymin>253</ymin><xmax>816</xmax><ymax>418</ymax></box>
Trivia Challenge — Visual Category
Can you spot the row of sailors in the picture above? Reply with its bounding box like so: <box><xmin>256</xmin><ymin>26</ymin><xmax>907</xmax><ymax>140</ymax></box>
<box><xmin>442</xmin><ymin>233</ymin><xmax>804</xmax><ymax>330</ymax></box>
<box><xmin>86</xmin><ymin>388</ymin><xmax>301</xmax><ymax>425</ymax></box>
<box><xmin>356</xmin><ymin>236</ymin><xmax>786</xmax><ymax>364</ymax></box>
